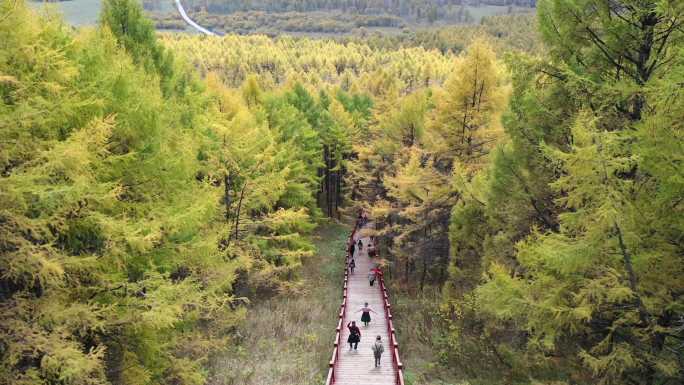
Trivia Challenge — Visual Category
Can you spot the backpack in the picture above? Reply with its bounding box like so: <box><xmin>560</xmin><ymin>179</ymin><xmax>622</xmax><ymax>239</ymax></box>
<box><xmin>372</xmin><ymin>341</ymin><xmax>384</xmax><ymax>355</ymax></box>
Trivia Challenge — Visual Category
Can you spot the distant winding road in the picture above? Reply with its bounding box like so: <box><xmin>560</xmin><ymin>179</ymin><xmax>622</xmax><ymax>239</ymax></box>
<box><xmin>174</xmin><ymin>0</ymin><xmax>217</xmax><ymax>36</ymax></box>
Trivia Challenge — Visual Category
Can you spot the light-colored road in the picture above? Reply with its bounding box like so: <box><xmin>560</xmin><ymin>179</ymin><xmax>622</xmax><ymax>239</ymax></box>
<box><xmin>174</xmin><ymin>0</ymin><xmax>216</xmax><ymax>36</ymax></box>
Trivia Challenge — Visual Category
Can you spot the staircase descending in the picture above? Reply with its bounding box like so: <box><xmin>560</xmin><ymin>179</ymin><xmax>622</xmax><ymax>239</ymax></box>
<box><xmin>325</xmin><ymin>220</ymin><xmax>404</xmax><ymax>385</ymax></box>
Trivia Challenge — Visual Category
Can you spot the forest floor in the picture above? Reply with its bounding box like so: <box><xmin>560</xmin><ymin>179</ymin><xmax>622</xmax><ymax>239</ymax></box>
<box><xmin>208</xmin><ymin>221</ymin><xmax>349</xmax><ymax>385</ymax></box>
<box><xmin>391</xmin><ymin>287</ymin><xmax>462</xmax><ymax>385</ymax></box>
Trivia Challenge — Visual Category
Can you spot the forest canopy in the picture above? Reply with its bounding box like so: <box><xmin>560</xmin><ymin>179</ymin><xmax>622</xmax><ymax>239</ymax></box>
<box><xmin>1</xmin><ymin>0</ymin><xmax>352</xmax><ymax>383</ymax></box>
<box><xmin>1</xmin><ymin>0</ymin><xmax>682</xmax><ymax>385</ymax></box>
<box><xmin>146</xmin><ymin>0</ymin><xmax>536</xmax><ymax>35</ymax></box>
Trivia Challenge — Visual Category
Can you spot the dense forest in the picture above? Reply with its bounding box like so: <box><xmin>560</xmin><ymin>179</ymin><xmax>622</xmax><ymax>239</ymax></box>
<box><xmin>1</xmin><ymin>0</ymin><xmax>683</xmax><ymax>385</ymax></box>
<box><xmin>176</xmin><ymin>0</ymin><xmax>535</xmax><ymax>22</ymax></box>
<box><xmin>179</xmin><ymin>0</ymin><xmax>536</xmax><ymax>16</ymax></box>
<box><xmin>147</xmin><ymin>0</ymin><xmax>535</xmax><ymax>35</ymax></box>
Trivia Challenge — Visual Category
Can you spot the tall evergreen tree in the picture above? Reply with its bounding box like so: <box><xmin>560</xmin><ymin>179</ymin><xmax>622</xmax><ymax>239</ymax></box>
<box><xmin>442</xmin><ymin>1</ymin><xmax>684</xmax><ymax>384</ymax></box>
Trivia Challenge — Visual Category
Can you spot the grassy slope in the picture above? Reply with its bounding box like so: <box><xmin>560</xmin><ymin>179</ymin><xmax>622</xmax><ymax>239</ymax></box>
<box><xmin>209</xmin><ymin>222</ymin><xmax>349</xmax><ymax>385</ymax></box>
<box><xmin>391</xmin><ymin>288</ymin><xmax>462</xmax><ymax>385</ymax></box>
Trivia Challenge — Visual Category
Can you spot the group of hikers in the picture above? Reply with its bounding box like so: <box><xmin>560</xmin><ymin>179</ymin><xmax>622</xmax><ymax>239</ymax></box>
<box><xmin>347</xmin><ymin>304</ymin><xmax>384</xmax><ymax>367</ymax></box>
<box><xmin>348</xmin><ymin>238</ymin><xmax>382</xmax><ymax>285</ymax></box>
<box><xmin>345</xmin><ymin>210</ymin><xmax>385</xmax><ymax>368</ymax></box>
<box><xmin>348</xmin><ymin>210</ymin><xmax>380</xmax><ymax>284</ymax></box>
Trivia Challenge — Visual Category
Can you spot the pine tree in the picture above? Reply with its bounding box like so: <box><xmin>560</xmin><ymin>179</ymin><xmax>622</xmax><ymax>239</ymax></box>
<box><xmin>443</xmin><ymin>2</ymin><xmax>684</xmax><ymax>384</ymax></box>
<box><xmin>428</xmin><ymin>37</ymin><xmax>507</xmax><ymax>173</ymax></box>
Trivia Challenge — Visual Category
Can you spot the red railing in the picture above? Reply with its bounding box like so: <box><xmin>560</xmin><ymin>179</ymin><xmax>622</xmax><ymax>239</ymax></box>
<box><xmin>367</xmin><ymin>221</ymin><xmax>405</xmax><ymax>385</ymax></box>
<box><xmin>325</xmin><ymin>219</ymin><xmax>404</xmax><ymax>385</ymax></box>
<box><xmin>379</xmin><ymin>275</ymin><xmax>405</xmax><ymax>385</ymax></box>
<box><xmin>325</xmin><ymin>226</ymin><xmax>355</xmax><ymax>385</ymax></box>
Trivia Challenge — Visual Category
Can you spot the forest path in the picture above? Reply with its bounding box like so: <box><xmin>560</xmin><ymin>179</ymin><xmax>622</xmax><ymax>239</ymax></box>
<box><xmin>334</xmin><ymin>225</ymin><xmax>396</xmax><ymax>385</ymax></box>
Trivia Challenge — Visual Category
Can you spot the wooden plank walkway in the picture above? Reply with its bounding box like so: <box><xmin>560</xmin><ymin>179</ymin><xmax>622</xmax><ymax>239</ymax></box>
<box><xmin>335</xmin><ymin>226</ymin><xmax>395</xmax><ymax>385</ymax></box>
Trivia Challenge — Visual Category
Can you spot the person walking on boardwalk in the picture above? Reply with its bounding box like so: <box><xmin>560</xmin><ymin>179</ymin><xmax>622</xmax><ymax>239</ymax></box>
<box><xmin>357</xmin><ymin>302</ymin><xmax>378</xmax><ymax>326</ymax></box>
<box><xmin>357</xmin><ymin>238</ymin><xmax>363</xmax><ymax>250</ymax></box>
<box><xmin>349</xmin><ymin>241</ymin><xmax>355</xmax><ymax>258</ymax></box>
<box><xmin>372</xmin><ymin>335</ymin><xmax>384</xmax><ymax>367</ymax></box>
<box><xmin>368</xmin><ymin>266</ymin><xmax>383</xmax><ymax>286</ymax></box>
<box><xmin>347</xmin><ymin>321</ymin><xmax>361</xmax><ymax>351</ymax></box>
<box><xmin>368</xmin><ymin>239</ymin><xmax>376</xmax><ymax>258</ymax></box>
<box><xmin>368</xmin><ymin>268</ymin><xmax>376</xmax><ymax>286</ymax></box>
<box><xmin>349</xmin><ymin>258</ymin><xmax>356</xmax><ymax>274</ymax></box>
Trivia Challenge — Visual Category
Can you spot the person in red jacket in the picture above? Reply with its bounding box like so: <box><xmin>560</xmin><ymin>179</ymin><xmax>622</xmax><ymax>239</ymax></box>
<box><xmin>368</xmin><ymin>266</ymin><xmax>383</xmax><ymax>286</ymax></box>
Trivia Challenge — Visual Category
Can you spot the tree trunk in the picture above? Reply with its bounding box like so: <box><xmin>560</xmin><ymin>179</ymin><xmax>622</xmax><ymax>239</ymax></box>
<box><xmin>420</xmin><ymin>256</ymin><xmax>427</xmax><ymax>292</ymax></box>
<box><xmin>614</xmin><ymin>222</ymin><xmax>649</xmax><ymax>324</ymax></box>
<box><xmin>224</xmin><ymin>172</ymin><xmax>232</xmax><ymax>222</ymax></box>
<box><xmin>336</xmin><ymin>166</ymin><xmax>343</xmax><ymax>219</ymax></box>
<box><xmin>317</xmin><ymin>165</ymin><xmax>324</xmax><ymax>211</ymax></box>
<box><xmin>324</xmin><ymin>146</ymin><xmax>332</xmax><ymax>217</ymax></box>
<box><xmin>234</xmin><ymin>183</ymin><xmax>247</xmax><ymax>241</ymax></box>
<box><xmin>334</xmin><ymin>172</ymin><xmax>338</xmax><ymax>218</ymax></box>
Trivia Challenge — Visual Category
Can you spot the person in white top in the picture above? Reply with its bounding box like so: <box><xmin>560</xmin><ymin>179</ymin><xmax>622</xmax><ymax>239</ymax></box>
<box><xmin>357</xmin><ymin>302</ymin><xmax>378</xmax><ymax>326</ymax></box>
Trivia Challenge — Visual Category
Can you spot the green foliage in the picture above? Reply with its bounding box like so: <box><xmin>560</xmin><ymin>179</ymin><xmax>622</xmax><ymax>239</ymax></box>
<box><xmin>0</xmin><ymin>2</ymin><xmax>233</xmax><ymax>379</ymax></box>
<box><xmin>179</xmin><ymin>0</ymin><xmax>535</xmax><ymax>21</ymax></box>
<box><xmin>147</xmin><ymin>1</ymin><xmax>536</xmax><ymax>35</ymax></box>
<box><xmin>427</xmin><ymin>37</ymin><xmax>507</xmax><ymax>170</ymax></box>
<box><xmin>345</xmin><ymin>39</ymin><xmax>509</xmax><ymax>302</ymax></box>
<box><xmin>4</xmin><ymin>0</ymin><xmax>682</xmax><ymax>384</ymax></box>
<box><xmin>101</xmin><ymin>0</ymin><xmax>176</xmax><ymax>94</ymax></box>
<box><xmin>154</xmin><ymin>9</ymin><xmax>405</xmax><ymax>35</ymax></box>
<box><xmin>209</xmin><ymin>223</ymin><xmax>348</xmax><ymax>385</ymax></box>
<box><xmin>159</xmin><ymin>33</ymin><xmax>457</xmax><ymax>90</ymax></box>
<box><xmin>356</xmin><ymin>14</ymin><xmax>541</xmax><ymax>55</ymax></box>
<box><xmin>0</xmin><ymin>2</ymin><xmax>352</xmax><ymax>384</ymax></box>
<box><xmin>439</xmin><ymin>1</ymin><xmax>684</xmax><ymax>384</ymax></box>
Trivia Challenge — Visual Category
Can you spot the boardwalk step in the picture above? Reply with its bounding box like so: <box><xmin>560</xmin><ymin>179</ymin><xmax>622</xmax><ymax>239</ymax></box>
<box><xmin>331</xmin><ymin>227</ymin><xmax>399</xmax><ymax>385</ymax></box>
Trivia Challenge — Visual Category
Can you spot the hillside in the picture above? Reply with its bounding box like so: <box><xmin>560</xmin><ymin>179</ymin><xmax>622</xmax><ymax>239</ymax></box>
<box><xmin>27</xmin><ymin>0</ymin><xmax>535</xmax><ymax>37</ymax></box>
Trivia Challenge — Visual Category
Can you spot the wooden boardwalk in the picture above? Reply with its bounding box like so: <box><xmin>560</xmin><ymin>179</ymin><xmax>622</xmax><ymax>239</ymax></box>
<box><xmin>325</xmin><ymin>220</ymin><xmax>404</xmax><ymax>385</ymax></box>
<box><xmin>336</xmin><ymin>228</ymin><xmax>394</xmax><ymax>385</ymax></box>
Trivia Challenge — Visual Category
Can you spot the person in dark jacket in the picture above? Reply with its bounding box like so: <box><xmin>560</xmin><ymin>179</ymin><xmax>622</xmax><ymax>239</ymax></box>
<box><xmin>349</xmin><ymin>258</ymin><xmax>356</xmax><ymax>274</ymax></box>
<box><xmin>368</xmin><ymin>240</ymin><xmax>376</xmax><ymax>258</ymax></box>
<box><xmin>347</xmin><ymin>321</ymin><xmax>361</xmax><ymax>350</ymax></box>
